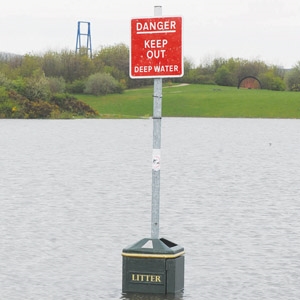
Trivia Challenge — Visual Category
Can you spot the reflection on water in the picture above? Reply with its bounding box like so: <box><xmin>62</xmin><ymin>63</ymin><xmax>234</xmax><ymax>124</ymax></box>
<box><xmin>1</xmin><ymin>118</ymin><xmax>300</xmax><ymax>299</ymax></box>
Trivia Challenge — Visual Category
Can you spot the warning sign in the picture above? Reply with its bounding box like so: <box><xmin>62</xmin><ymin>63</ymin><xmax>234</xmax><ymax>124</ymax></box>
<box><xmin>130</xmin><ymin>16</ymin><xmax>183</xmax><ymax>78</ymax></box>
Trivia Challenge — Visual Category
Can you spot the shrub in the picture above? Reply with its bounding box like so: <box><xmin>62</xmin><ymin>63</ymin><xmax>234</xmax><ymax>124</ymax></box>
<box><xmin>12</xmin><ymin>77</ymin><xmax>26</xmax><ymax>94</ymax></box>
<box><xmin>66</xmin><ymin>79</ymin><xmax>86</xmax><ymax>94</ymax></box>
<box><xmin>0</xmin><ymin>72</ymin><xmax>12</xmax><ymax>89</ymax></box>
<box><xmin>0</xmin><ymin>101</ymin><xmax>17</xmax><ymax>118</ymax></box>
<box><xmin>84</xmin><ymin>72</ymin><xmax>123</xmax><ymax>95</ymax></box>
<box><xmin>214</xmin><ymin>65</ymin><xmax>234</xmax><ymax>86</ymax></box>
<box><xmin>22</xmin><ymin>100</ymin><xmax>58</xmax><ymax>118</ymax></box>
<box><xmin>0</xmin><ymin>86</ymin><xmax>8</xmax><ymax>102</ymax></box>
<box><xmin>47</xmin><ymin>76</ymin><xmax>66</xmax><ymax>94</ymax></box>
<box><xmin>260</xmin><ymin>70</ymin><xmax>285</xmax><ymax>91</ymax></box>
<box><xmin>50</xmin><ymin>94</ymin><xmax>98</xmax><ymax>117</ymax></box>
<box><xmin>21</xmin><ymin>75</ymin><xmax>51</xmax><ymax>101</ymax></box>
<box><xmin>0</xmin><ymin>87</ymin><xmax>16</xmax><ymax>118</ymax></box>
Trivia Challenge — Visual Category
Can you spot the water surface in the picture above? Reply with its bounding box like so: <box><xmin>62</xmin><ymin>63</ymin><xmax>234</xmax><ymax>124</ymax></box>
<box><xmin>1</xmin><ymin>118</ymin><xmax>300</xmax><ymax>299</ymax></box>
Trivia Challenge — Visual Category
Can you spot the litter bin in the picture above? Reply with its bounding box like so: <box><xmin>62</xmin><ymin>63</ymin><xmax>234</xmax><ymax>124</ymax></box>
<box><xmin>122</xmin><ymin>238</ymin><xmax>184</xmax><ymax>294</ymax></box>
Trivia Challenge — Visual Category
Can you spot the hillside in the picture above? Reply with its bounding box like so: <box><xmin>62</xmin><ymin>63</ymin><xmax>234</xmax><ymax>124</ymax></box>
<box><xmin>78</xmin><ymin>84</ymin><xmax>300</xmax><ymax>119</ymax></box>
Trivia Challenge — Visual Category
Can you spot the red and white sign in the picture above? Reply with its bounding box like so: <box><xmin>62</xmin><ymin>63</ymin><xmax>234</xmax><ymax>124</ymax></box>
<box><xmin>130</xmin><ymin>16</ymin><xmax>183</xmax><ymax>78</ymax></box>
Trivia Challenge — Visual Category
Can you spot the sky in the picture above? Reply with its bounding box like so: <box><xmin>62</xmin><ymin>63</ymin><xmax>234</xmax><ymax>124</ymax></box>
<box><xmin>1</xmin><ymin>0</ymin><xmax>300</xmax><ymax>68</ymax></box>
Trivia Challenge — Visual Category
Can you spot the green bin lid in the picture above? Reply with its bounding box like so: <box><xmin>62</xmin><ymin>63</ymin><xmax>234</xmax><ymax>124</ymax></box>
<box><xmin>122</xmin><ymin>238</ymin><xmax>184</xmax><ymax>258</ymax></box>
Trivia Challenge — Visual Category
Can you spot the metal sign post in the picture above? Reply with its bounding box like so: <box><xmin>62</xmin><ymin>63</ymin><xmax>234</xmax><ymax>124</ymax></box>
<box><xmin>130</xmin><ymin>5</ymin><xmax>183</xmax><ymax>239</ymax></box>
<box><xmin>122</xmin><ymin>4</ymin><xmax>184</xmax><ymax>295</ymax></box>
<box><xmin>151</xmin><ymin>85</ymin><xmax>162</xmax><ymax>239</ymax></box>
<box><xmin>151</xmin><ymin>4</ymin><xmax>163</xmax><ymax>239</ymax></box>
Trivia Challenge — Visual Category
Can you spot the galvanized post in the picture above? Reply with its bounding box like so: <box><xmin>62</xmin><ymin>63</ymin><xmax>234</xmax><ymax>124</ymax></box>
<box><xmin>151</xmin><ymin>5</ymin><xmax>163</xmax><ymax>239</ymax></box>
<box><xmin>122</xmin><ymin>5</ymin><xmax>185</xmax><ymax>294</ymax></box>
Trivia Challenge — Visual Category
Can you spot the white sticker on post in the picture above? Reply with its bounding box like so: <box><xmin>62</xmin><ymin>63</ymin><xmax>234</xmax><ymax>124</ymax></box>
<box><xmin>152</xmin><ymin>149</ymin><xmax>161</xmax><ymax>171</ymax></box>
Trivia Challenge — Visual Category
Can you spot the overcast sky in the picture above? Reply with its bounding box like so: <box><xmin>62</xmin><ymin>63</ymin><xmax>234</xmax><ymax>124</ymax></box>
<box><xmin>1</xmin><ymin>0</ymin><xmax>300</xmax><ymax>68</ymax></box>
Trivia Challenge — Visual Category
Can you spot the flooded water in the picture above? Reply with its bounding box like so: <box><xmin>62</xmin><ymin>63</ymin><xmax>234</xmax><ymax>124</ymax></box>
<box><xmin>1</xmin><ymin>118</ymin><xmax>300</xmax><ymax>300</ymax></box>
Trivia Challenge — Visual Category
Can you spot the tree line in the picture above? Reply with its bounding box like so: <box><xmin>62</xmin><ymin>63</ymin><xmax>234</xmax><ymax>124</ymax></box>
<box><xmin>1</xmin><ymin>43</ymin><xmax>300</xmax><ymax>118</ymax></box>
<box><xmin>184</xmin><ymin>57</ymin><xmax>300</xmax><ymax>91</ymax></box>
<box><xmin>1</xmin><ymin>43</ymin><xmax>300</xmax><ymax>92</ymax></box>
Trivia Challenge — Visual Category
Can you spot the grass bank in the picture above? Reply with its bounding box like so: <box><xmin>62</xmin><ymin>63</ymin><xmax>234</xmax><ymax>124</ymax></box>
<box><xmin>76</xmin><ymin>84</ymin><xmax>300</xmax><ymax>119</ymax></box>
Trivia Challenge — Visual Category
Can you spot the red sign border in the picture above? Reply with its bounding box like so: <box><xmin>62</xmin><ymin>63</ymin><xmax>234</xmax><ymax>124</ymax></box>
<box><xmin>130</xmin><ymin>16</ymin><xmax>183</xmax><ymax>79</ymax></box>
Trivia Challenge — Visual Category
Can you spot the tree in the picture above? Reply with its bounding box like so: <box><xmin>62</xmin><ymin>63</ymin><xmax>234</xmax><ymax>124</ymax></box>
<box><xmin>19</xmin><ymin>54</ymin><xmax>42</xmax><ymax>78</ymax></box>
<box><xmin>94</xmin><ymin>44</ymin><xmax>129</xmax><ymax>77</ymax></box>
<box><xmin>284</xmin><ymin>62</ymin><xmax>300</xmax><ymax>91</ymax></box>
<box><xmin>214</xmin><ymin>58</ymin><xmax>241</xmax><ymax>86</ymax></box>
<box><xmin>42</xmin><ymin>51</ymin><xmax>63</xmax><ymax>78</ymax></box>
<box><xmin>93</xmin><ymin>44</ymin><xmax>129</xmax><ymax>87</ymax></box>
<box><xmin>215</xmin><ymin>65</ymin><xmax>234</xmax><ymax>86</ymax></box>
<box><xmin>236</xmin><ymin>60</ymin><xmax>267</xmax><ymax>82</ymax></box>
<box><xmin>59</xmin><ymin>50</ymin><xmax>94</xmax><ymax>82</ymax></box>
<box><xmin>260</xmin><ymin>68</ymin><xmax>285</xmax><ymax>91</ymax></box>
<box><xmin>175</xmin><ymin>57</ymin><xmax>195</xmax><ymax>83</ymax></box>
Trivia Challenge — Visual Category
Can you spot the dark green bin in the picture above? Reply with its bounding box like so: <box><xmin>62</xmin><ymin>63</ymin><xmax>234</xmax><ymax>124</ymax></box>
<box><xmin>122</xmin><ymin>238</ymin><xmax>184</xmax><ymax>294</ymax></box>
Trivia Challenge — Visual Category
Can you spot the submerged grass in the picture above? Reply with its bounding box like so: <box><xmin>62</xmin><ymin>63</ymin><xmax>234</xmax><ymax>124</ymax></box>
<box><xmin>75</xmin><ymin>84</ymin><xmax>300</xmax><ymax>119</ymax></box>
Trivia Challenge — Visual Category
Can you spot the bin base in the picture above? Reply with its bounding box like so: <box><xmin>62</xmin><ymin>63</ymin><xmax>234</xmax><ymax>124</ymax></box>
<box><xmin>122</xmin><ymin>238</ymin><xmax>184</xmax><ymax>294</ymax></box>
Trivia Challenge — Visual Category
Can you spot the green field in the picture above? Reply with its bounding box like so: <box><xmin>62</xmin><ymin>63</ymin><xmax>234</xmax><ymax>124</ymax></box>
<box><xmin>76</xmin><ymin>84</ymin><xmax>300</xmax><ymax>119</ymax></box>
